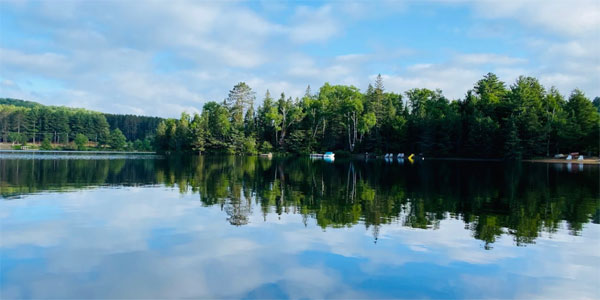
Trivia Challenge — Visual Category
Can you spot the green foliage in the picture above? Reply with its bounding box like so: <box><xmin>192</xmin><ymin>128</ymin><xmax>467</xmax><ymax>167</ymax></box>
<box><xmin>259</xmin><ymin>141</ymin><xmax>273</xmax><ymax>153</ymax></box>
<box><xmin>153</xmin><ymin>76</ymin><xmax>595</xmax><ymax>158</ymax></box>
<box><xmin>242</xmin><ymin>137</ymin><xmax>257</xmax><ymax>154</ymax></box>
<box><xmin>0</xmin><ymin>101</ymin><xmax>144</xmax><ymax>150</ymax></box>
<box><xmin>225</xmin><ymin>82</ymin><xmax>255</xmax><ymax>128</ymax></box>
<box><xmin>104</xmin><ymin>113</ymin><xmax>162</xmax><ymax>141</ymax></box>
<box><xmin>13</xmin><ymin>76</ymin><xmax>586</xmax><ymax>159</ymax></box>
<box><xmin>74</xmin><ymin>133</ymin><xmax>88</xmax><ymax>150</ymax></box>
<box><xmin>3</xmin><ymin>156</ymin><xmax>598</xmax><ymax>247</ymax></box>
<box><xmin>109</xmin><ymin>128</ymin><xmax>127</xmax><ymax>150</ymax></box>
<box><xmin>40</xmin><ymin>137</ymin><xmax>53</xmax><ymax>150</ymax></box>
<box><xmin>503</xmin><ymin>116</ymin><xmax>522</xmax><ymax>160</ymax></box>
<box><xmin>133</xmin><ymin>139</ymin><xmax>143</xmax><ymax>151</ymax></box>
<box><xmin>7</xmin><ymin>132</ymin><xmax>24</xmax><ymax>145</ymax></box>
<box><xmin>0</xmin><ymin>98</ymin><xmax>43</xmax><ymax>108</ymax></box>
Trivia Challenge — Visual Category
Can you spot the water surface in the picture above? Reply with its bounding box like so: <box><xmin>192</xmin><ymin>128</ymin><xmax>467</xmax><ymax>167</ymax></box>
<box><xmin>1</xmin><ymin>154</ymin><xmax>599</xmax><ymax>299</ymax></box>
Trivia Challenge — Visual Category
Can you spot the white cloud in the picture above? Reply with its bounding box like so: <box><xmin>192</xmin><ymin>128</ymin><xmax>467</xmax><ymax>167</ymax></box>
<box><xmin>455</xmin><ymin>53</ymin><xmax>527</xmax><ymax>65</ymax></box>
<box><xmin>381</xmin><ymin>63</ymin><xmax>490</xmax><ymax>99</ymax></box>
<box><xmin>3</xmin><ymin>186</ymin><xmax>598</xmax><ymax>299</ymax></box>
<box><xmin>0</xmin><ymin>48</ymin><xmax>71</xmax><ymax>75</ymax></box>
<box><xmin>469</xmin><ymin>0</ymin><xmax>600</xmax><ymax>37</ymax></box>
<box><xmin>0</xmin><ymin>0</ymin><xmax>598</xmax><ymax>118</ymax></box>
<box><xmin>288</xmin><ymin>5</ymin><xmax>340</xmax><ymax>43</ymax></box>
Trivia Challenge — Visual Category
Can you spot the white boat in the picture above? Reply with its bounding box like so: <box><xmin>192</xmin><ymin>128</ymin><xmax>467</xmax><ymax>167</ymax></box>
<box><xmin>397</xmin><ymin>153</ymin><xmax>404</xmax><ymax>158</ymax></box>
<box><xmin>323</xmin><ymin>152</ymin><xmax>335</xmax><ymax>159</ymax></box>
<box><xmin>578</xmin><ymin>155</ymin><xmax>584</xmax><ymax>161</ymax></box>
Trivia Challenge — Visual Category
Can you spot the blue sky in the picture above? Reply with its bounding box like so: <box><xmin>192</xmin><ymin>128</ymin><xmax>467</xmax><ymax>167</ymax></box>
<box><xmin>1</xmin><ymin>0</ymin><xmax>598</xmax><ymax>117</ymax></box>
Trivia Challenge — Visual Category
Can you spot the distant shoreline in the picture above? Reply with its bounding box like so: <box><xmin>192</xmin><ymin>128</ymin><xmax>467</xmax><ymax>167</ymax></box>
<box><xmin>419</xmin><ymin>157</ymin><xmax>598</xmax><ymax>165</ymax></box>
<box><xmin>361</xmin><ymin>155</ymin><xmax>600</xmax><ymax>165</ymax></box>
<box><xmin>1</xmin><ymin>150</ymin><xmax>598</xmax><ymax>164</ymax></box>
<box><xmin>522</xmin><ymin>158</ymin><xmax>599</xmax><ymax>165</ymax></box>
<box><xmin>0</xmin><ymin>149</ymin><xmax>157</xmax><ymax>154</ymax></box>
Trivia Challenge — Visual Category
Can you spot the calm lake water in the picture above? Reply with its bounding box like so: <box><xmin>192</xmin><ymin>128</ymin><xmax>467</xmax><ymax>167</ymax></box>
<box><xmin>1</xmin><ymin>154</ymin><xmax>599</xmax><ymax>299</ymax></box>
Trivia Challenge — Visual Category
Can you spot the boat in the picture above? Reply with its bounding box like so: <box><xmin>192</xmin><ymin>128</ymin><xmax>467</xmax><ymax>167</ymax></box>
<box><xmin>323</xmin><ymin>152</ymin><xmax>335</xmax><ymax>159</ymax></box>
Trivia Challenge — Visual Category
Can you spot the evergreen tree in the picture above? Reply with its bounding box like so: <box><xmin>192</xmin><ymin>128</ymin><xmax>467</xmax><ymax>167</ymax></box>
<box><xmin>563</xmin><ymin>89</ymin><xmax>599</xmax><ymax>155</ymax></box>
<box><xmin>40</xmin><ymin>137</ymin><xmax>52</xmax><ymax>150</ymax></box>
<box><xmin>225</xmin><ymin>82</ymin><xmax>255</xmax><ymax>128</ymax></box>
<box><xmin>504</xmin><ymin>116</ymin><xmax>522</xmax><ymax>160</ymax></box>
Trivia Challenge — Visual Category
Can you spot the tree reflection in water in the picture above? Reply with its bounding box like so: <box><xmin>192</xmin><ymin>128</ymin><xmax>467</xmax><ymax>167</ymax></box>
<box><xmin>1</xmin><ymin>155</ymin><xmax>598</xmax><ymax>249</ymax></box>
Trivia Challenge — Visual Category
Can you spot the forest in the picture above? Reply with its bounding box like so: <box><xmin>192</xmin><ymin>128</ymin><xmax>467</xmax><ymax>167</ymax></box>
<box><xmin>0</xmin><ymin>98</ymin><xmax>160</xmax><ymax>151</ymax></box>
<box><xmin>155</xmin><ymin>73</ymin><xmax>599</xmax><ymax>159</ymax></box>
<box><xmin>1</xmin><ymin>72</ymin><xmax>598</xmax><ymax>158</ymax></box>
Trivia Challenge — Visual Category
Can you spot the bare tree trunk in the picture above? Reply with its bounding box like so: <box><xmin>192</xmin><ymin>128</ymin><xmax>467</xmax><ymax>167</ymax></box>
<box><xmin>347</xmin><ymin>114</ymin><xmax>353</xmax><ymax>152</ymax></box>
<box><xmin>353</xmin><ymin>111</ymin><xmax>357</xmax><ymax>151</ymax></box>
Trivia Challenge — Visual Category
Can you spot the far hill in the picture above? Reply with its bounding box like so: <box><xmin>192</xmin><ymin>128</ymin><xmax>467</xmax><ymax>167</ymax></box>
<box><xmin>0</xmin><ymin>98</ymin><xmax>43</xmax><ymax>108</ymax></box>
<box><xmin>0</xmin><ymin>97</ymin><xmax>164</xmax><ymax>142</ymax></box>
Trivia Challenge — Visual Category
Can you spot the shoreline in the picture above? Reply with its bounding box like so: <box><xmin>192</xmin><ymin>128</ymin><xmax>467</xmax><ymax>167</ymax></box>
<box><xmin>1</xmin><ymin>150</ymin><xmax>598</xmax><ymax>164</ymax></box>
<box><xmin>0</xmin><ymin>149</ymin><xmax>157</xmax><ymax>154</ymax></box>
<box><xmin>522</xmin><ymin>158</ymin><xmax>599</xmax><ymax>165</ymax></box>
<box><xmin>358</xmin><ymin>155</ymin><xmax>600</xmax><ymax>165</ymax></box>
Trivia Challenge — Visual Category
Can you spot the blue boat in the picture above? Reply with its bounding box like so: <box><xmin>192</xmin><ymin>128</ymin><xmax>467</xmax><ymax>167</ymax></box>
<box><xmin>323</xmin><ymin>152</ymin><xmax>335</xmax><ymax>159</ymax></box>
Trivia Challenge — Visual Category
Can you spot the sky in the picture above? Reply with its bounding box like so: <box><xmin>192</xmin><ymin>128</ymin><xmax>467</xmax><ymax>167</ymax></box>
<box><xmin>0</xmin><ymin>0</ymin><xmax>599</xmax><ymax>118</ymax></box>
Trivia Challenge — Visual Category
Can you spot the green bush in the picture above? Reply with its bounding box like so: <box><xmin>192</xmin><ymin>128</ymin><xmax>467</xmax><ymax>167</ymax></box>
<box><xmin>133</xmin><ymin>139</ymin><xmax>143</xmax><ymax>151</ymax></box>
<box><xmin>40</xmin><ymin>138</ymin><xmax>53</xmax><ymax>150</ymax></box>
<box><xmin>259</xmin><ymin>141</ymin><xmax>273</xmax><ymax>153</ymax></box>
<box><xmin>109</xmin><ymin>129</ymin><xmax>127</xmax><ymax>150</ymax></box>
<box><xmin>243</xmin><ymin>138</ymin><xmax>257</xmax><ymax>154</ymax></box>
<box><xmin>74</xmin><ymin>134</ymin><xmax>88</xmax><ymax>151</ymax></box>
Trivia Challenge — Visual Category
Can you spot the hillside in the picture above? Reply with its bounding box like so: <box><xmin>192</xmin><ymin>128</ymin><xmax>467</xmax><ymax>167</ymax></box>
<box><xmin>0</xmin><ymin>98</ymin><xmax>43</xmax><ymax>108</ymax></box>
<box><xmin>0</xmin><ymin>97</ymin><xmax>163</xmax><ymax>142</ymax></box>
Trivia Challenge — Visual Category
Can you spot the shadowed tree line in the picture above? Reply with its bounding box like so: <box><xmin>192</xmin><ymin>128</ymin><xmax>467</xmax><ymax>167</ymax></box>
<box><xmin>2</xmin><ymin>156</ymin><xmax>598</xmax><ymax>248</ymax></box>
<box><xmin>155</xmin><ymin>73</ymin><xmax>599</xmax><ymax>159</ymax></box>
<box><xmin>0</xmin><ymin>98</ymin><xmax>159</xmax><ymax>151</ymax></box>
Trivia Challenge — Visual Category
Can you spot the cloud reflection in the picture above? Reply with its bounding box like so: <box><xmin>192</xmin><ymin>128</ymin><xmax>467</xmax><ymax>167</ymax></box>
<box><xmin>1</xmin><ymin>186</ymin><xmax>599</xmax><ymax>299</ymax></box>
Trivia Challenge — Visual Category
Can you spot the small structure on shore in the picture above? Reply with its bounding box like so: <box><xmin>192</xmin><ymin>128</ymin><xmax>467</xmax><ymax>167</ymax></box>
<box><xmin>259</xmin><ymin>152</ymin><xmax>273</xmax><ymax>159</ymax></box>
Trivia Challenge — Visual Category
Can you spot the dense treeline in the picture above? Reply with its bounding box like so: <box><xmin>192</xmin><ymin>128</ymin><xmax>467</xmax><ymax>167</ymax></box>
<box><xmin>2</xmin><ymin>156</ymin><xmax>598</xmax><ymax>248</ymax></box>
<box><xmin>156</xmin><ymin>73</ymin><xmax>600</xmax><ymax>158</ymax></box>
<box><xmin>0</xmin><ymin>98</ymin><xmax>156</xmax><ymax>151</ymax></box>
<box><xmin>104</xmin><ymin>113</ymin><xmax>162</xmax><ymax>141</ymax></box>
<box><xmin>0</xmin><ymin>98</ymin><xmax>41</xmax><ymax>108</ymax></box>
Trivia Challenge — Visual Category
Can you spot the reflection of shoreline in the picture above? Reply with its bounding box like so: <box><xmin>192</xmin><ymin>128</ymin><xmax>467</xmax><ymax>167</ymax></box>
<box><xmin>404</xmin><ymin>156</ymin><xmax>599</xmax><ymax>165</ymax></box>
<box><xmin>1</xmin><ymin>156</ymin><xmax>598</xmax><ymax>248</ymax></box>
<box><xmin>523</xmin><ymin>158</ymin><xmax>599</xmax><ymax>165</ymax></box>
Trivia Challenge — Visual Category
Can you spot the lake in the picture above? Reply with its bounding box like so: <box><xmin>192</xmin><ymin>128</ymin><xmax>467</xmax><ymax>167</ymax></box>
<box><xmin>1</xmin><ymin>154</ymin><xmax>598</xmax><ymax>299</ymax></box>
